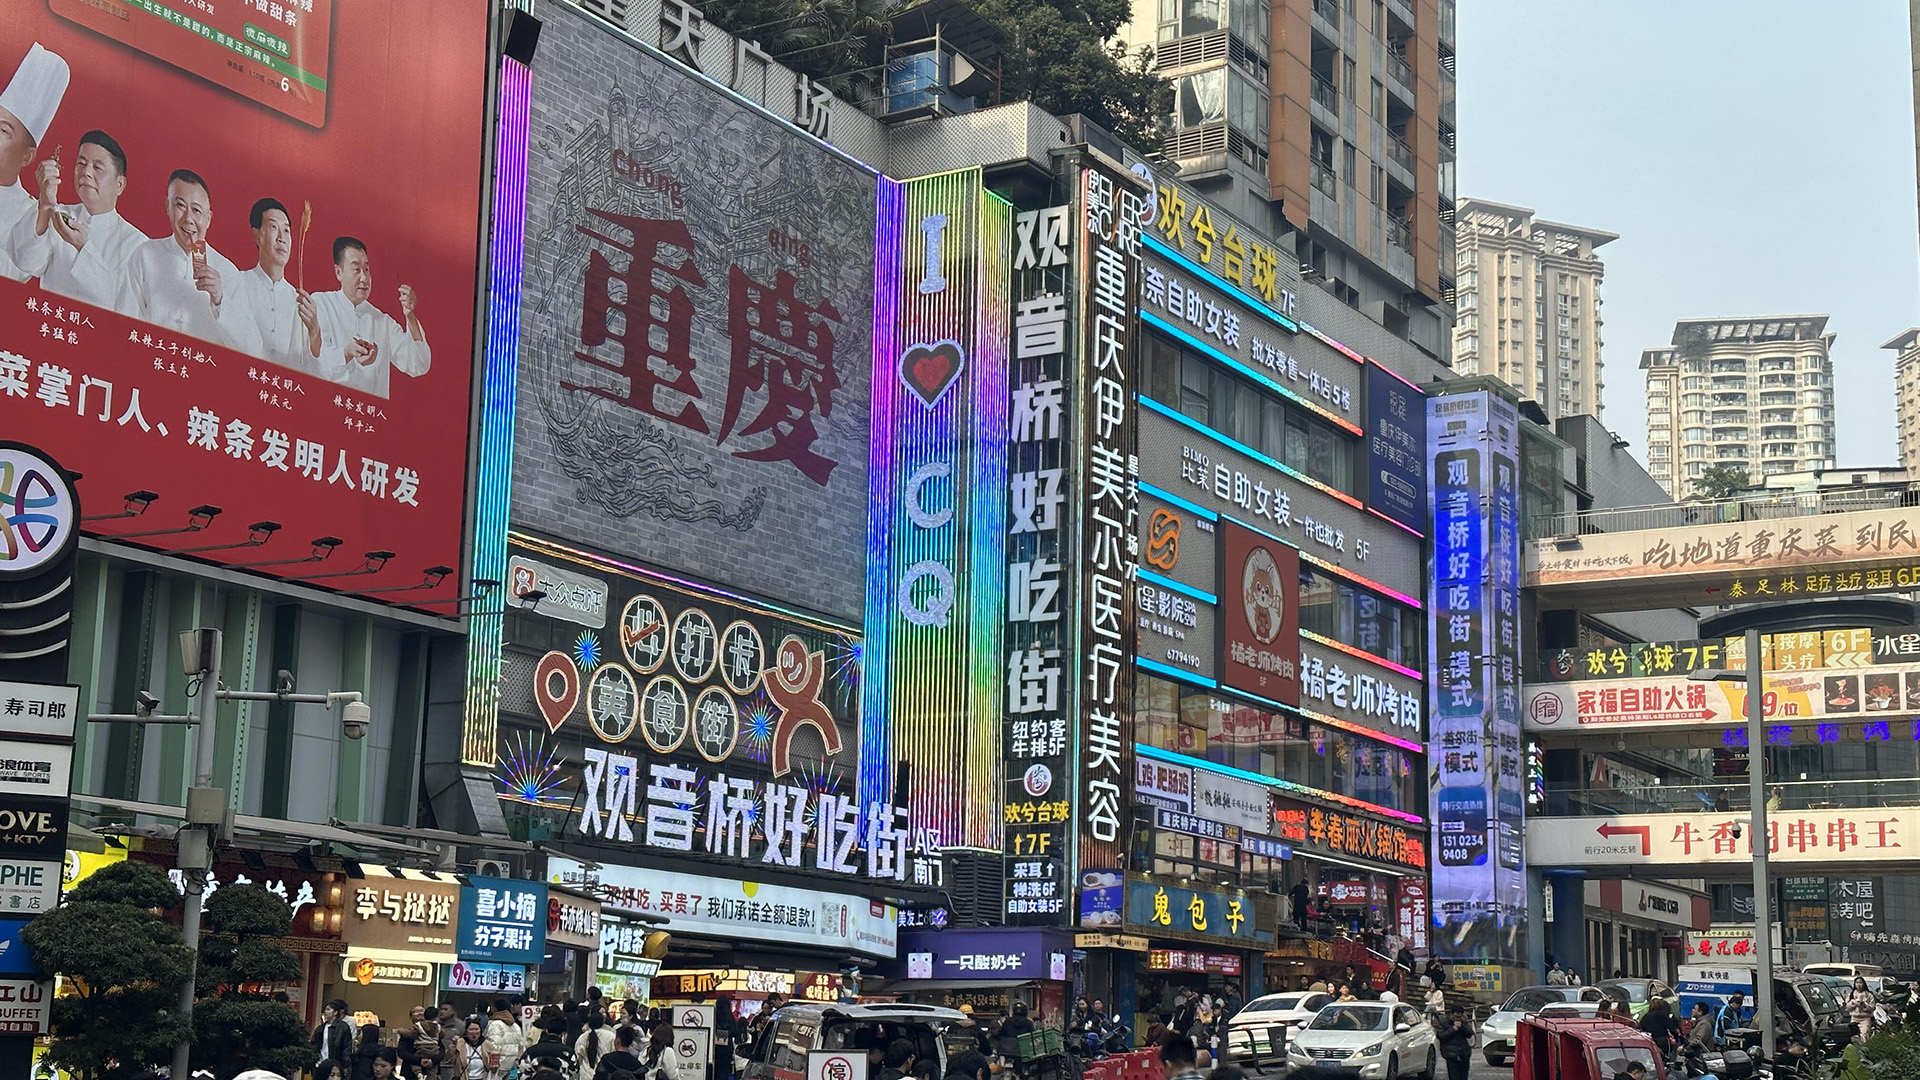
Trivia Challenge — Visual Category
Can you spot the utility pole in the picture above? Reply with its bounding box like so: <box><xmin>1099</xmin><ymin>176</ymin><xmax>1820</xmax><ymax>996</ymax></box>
<box><xmin>1746</xmin><ymin>625</ymin><xmax>1775</xmax><ymax>1061</ymax></box>
<box><xmin>174</xmin><ymin>628</ymin><xmax>222</xmax><ymax>1080</ymax></box>
<box><xmin>86</xmin><ymin>627</ymin><xmax>370</xmax><ymax>1080</ymax></box>
<box><xmin>1694</xmin><ymin>627</ymin><xmax>1774</xmax><ymax>1060</ymax></box>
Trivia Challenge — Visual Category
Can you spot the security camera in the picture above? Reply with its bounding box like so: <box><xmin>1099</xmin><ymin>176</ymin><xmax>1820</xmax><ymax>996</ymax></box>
<box><xmin>135</xmin><ymin>690</ymin><xmax>161</xmax><ymax>716</ymax></box>
<box><xmin>1731</xmin><ymin>823</ymin><xmax>1744</xmax><ymax>840</ymax></box>
<box><xmin>342</xmin><ymin>699</ymin><xmax>370</xmax><ymax>741</ymax></box>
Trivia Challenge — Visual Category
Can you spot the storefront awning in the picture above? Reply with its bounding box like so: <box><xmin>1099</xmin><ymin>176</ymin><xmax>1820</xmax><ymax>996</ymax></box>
<box><xmin>72</xmin><ymin>795</ymin><xmax>447</xmax><ymax>861</ymax></box>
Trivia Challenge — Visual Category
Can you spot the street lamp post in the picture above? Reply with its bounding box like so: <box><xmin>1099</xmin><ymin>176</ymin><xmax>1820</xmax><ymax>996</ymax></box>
<box><xmin>85</xmin><ymin>627</ymin><xmax>371</xmax><ymax>1080</ymax></box>
<box><xmin>1692</xmin><ymin>625</ymin><xmax>1773</xmax><ymax>1061</ymax></box>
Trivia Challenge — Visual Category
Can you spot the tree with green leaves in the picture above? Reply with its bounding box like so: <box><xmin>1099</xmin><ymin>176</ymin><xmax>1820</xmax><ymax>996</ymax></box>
<box><xmin>1691</xmin><ymin>464</ymin><xmax>1752</xmax><ymax>501</ymax></box>
<box><xmin>695</xmin><ymin>0</ymin><xmax>893</xmax><ymax>99</ymax></box>
<box><xmin>966</xmin><ymin>0</ymin><xmax>1170</xmax><ymax>151</ymax></box>
<box><xmin>191</xmin><ymin>884</ymin><xmax>311</xmax><ymax>1080</ymax></box>
<box><xmin>23</xmin><ymin>860</ymin><xmax>192</xmax><ymax>1080</ymax></box>
<box><xmin>694</xmin><ymin>0</ymin><xmax>1170</xmax><ymax>152</ymax></box>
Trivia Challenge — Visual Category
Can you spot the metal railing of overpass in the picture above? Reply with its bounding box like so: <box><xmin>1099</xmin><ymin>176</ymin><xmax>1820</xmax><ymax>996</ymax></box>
<box><xmin>1529</xmin><ymin>483</ymin><xmax>1920</xmax><ymax>539</ymax></box>
<box><xmin>1537</xmin><ymin>777</ymin><xmax>1920</xmax><ymax>817</ymax></box>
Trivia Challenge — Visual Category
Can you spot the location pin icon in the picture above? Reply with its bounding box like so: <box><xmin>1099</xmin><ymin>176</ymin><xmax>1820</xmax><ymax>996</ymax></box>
<box><xmin>534</xmin><ymin>651</ymin><xmax>580</xmax><ymax>733</ymax></box>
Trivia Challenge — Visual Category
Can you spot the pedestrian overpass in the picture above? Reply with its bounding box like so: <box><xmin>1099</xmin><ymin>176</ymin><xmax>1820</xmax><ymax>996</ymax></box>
<box><xmin>1527</xmin><ymin>486</ymin><xmax>1920</xmax><ymax>614</ymax></box>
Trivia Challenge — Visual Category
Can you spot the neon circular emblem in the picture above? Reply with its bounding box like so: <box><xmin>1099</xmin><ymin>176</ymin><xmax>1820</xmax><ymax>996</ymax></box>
<box><xmin>718</xmin><ymin>620</ymin><xmax>765</xmax><ymax>695</ymax></box>
<box><xmin>0</xmin><ymin>444</ymin><xmax>76</xmax><ymax>578</ymax></box>
<box><xmin>620</xmin><ymin>595</ymin><xmax>669</xmax><ymax>673</ymax></box>
<box><xmin>672</xmin><ymin>607</ymin><xmax>719</xmax><ymax>683</ymax></box>
<box><xmin>584</xmin><ymin>662</ymin><xmax>639</xmax><ymax>743</ymax></box>
<box><xmin>640</xmin><ymin>674</ymin><xmax>691</xmax><ymax>753</ymax></box>
<box><xmin>692</xmin><ymin>686</ymin><xmax>739</xmax><ymax>763</ymax></box>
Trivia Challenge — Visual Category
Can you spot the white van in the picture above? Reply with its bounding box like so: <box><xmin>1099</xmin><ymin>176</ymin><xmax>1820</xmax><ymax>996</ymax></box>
<box><xmin>1803</xmin><ymin>963</ymin><xmax>1887</xmax><ymax>994</ymax></box>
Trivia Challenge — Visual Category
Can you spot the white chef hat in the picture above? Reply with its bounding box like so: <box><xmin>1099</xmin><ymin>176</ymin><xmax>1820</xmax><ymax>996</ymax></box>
<box><xmin>0</xmin><ymin>43</ymin><xmax>71</xmax><ymax>145</ymax></box>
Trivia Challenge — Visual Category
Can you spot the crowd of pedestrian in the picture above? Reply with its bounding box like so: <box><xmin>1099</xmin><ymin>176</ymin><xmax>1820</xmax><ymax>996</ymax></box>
<box><xmin>289</xmin><ymin>988</ymin><xmax>682</xmax><ymax>1080</ymax></box>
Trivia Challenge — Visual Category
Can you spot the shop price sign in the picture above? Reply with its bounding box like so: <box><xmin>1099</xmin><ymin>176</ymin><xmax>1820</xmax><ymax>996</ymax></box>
<box><xmin>445</xmin><ymin>961</ymin><xmax>527</xmax><ymax>994</ymax></box>
<box><xmin>460</xmin><ymin>875</ymin><xmax>548</xmax><ymax>965</ymax></box>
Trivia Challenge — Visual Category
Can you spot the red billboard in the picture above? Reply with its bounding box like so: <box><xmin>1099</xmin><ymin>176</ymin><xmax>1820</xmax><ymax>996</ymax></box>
<box><xmin>1221</xmin><ymin>519</ymin><xmax>1300</xmax><ymax>705</ymax></box>
<box><xmin>0</xmin><ymin>4</ymin><xmax>487</xmax><ymax>601</ymax></box>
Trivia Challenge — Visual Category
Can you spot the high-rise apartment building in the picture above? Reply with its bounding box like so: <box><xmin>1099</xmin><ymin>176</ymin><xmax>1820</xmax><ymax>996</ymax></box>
<box><xmin>1122</xmin><ymin>0</ymin><xmax>1456</xmax><ymax>360</ymax></box>
<box><xmin>1450</xmin><ymin>199</ymin><xmax>1614</xmax><ymax>421</ymax></box>
<box><xmin>1882</xmin><ymin>328</ymin><xmax>1920</xmax><ymax>477</ymax></box>
<box><xmin>1641</xmin><ymin>316</ymin><xmax>1836</xmax><ymax>498</ymax></box>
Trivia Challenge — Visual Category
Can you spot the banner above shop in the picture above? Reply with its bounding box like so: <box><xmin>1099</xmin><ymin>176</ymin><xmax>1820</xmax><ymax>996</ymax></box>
<box><xmin>551</xmin><ymin>857</ymin><xmax>897</xmax><ymax>959</ymax></box>
<box><xmin>1527</xmin><ymin>503</ymin><xmax>1920</xmax><ymax>605</ymax></box>
<box><xmin>1528</xmin><ymin>809</ymin><xmax>1920</xmax><ymax>869</ymax></box>
<box><xmin>896</xmin><ymin>928</ymin><xmax>1072</xmax><ymax>982</ymax></box>
<box><xmin>343</xmin><ymin>867</ymin><xmax>458</xmax><ymax>963</ymax></box>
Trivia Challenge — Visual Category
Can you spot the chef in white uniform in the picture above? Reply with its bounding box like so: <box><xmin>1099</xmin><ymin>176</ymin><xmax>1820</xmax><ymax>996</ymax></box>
<box><xmin>222</xmin><ymin>197</ymin><xmax>323</xmax><ymax>373</ymax></box>
<box><xmin>0</xmin><ymin>43</ymin><xmax>72</xmax><ymax>282</ymax></box>
<box><xmin>115</xmin><ymin>169</ymin><xmax>260</xmax><ymax>352</ymax></box>
<box><xmin>311</xmin><ymin>236</ymin><xmax>429</xmax><ymax>398</ymax></box>
<box><xmin>8</xmin><ymin>129</ymin><xmax>150</xmax><ymax>307</ymax></box>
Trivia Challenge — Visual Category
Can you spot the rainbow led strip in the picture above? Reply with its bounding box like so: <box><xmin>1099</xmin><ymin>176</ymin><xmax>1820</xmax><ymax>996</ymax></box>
<box><xmin>461</xmin><ymin>55</ymin><xmax>533</xmax><ymax>767</ymax></box>
<box><xmin>860</xmin><ymin>169</ymin><xmax>1011</xmax><ymax>850</ymax></box>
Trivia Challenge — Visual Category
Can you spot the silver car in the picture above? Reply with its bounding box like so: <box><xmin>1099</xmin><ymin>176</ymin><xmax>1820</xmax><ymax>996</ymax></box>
<box><xmin>1479</xmin><ymin>985</ymin><xmax>1604</xmax><ymax>1066</ymax></box>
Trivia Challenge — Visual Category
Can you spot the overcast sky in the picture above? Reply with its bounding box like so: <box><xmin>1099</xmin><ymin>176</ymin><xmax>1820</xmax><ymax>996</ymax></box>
<box><xmin>1456</xmin><ymin>0</ymin><xmax>1919</xmax><ymax>470</ymax></box>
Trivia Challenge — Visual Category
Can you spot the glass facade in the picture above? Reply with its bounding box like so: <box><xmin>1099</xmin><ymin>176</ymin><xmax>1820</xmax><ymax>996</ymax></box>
<box><xmin>1134</xmin><ymin>673</ymin><xmax>1425</xmax><ymax>814</ymax></box>
<box><xmin>1143</xmin><ymin>327</ymin><xmax>1361</xmax><ymax>496</ymax></box>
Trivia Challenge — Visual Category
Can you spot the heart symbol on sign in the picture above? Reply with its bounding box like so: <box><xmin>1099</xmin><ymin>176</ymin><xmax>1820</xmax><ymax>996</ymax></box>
<box><xmin>899</xmin><ymin>340</ymin><xmax>965</xmax><ymax>407</ymax></box>
<box><xmin>533</xmin><ymin>651</ymin><xmax>580</xmax><ymax>733</ymax></box>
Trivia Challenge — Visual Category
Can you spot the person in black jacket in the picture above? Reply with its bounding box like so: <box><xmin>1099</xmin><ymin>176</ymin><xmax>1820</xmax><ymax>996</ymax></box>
<box><xmin>1436</xmin><ymin>1007</ymin><xmax>1473</xmax><ymax>1080</ymax></box>
<box><xmin>996</xmin><ymin>1001</ymin><xmax>1037</xmax><ymax>1055</ymax></box>
<box><xmin>1639</xmin><ymin>998</ymin><xmax>1678</xmax><ymax>1057</ymax></box>
<box><xmin>315</xmin><ymin>1000</ymin><xmax>355</xmax><ymax>1075</ymax></box>
<box><xmin>350</xmin><ymin>1025</ymin><xmax>388</xmax><ymax>1080</ymax></box>
<box><xmin>593</xmin><ymin>1024</ymin><xmax>650</xmax><ymax>1080</ymax></box>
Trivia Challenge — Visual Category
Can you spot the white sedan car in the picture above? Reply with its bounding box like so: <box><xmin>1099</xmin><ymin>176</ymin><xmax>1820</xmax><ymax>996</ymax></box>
<box><xmin>1285</xmin><ymin>1001</ymin><xmax>1437</xmax><ymax>1080</ymax></box>
<box><xmin>1479</xmin><ymin>985</ymin><xmax>1605</xmax><ymax>1066</ymax></box>
<box><xmin>1225</xmin><ymin>990</ymin><xmax>1332</xmax><ymax>1061</ymax></box>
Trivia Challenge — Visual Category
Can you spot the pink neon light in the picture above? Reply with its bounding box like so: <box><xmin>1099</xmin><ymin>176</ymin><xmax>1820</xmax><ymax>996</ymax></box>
<box><xmin>1299</xmin><ymin>629</ymin><xmax>1422</xmax><ymax>682</ymax></box>
<box><xmin>1301</xmin><ymin>551</ymin><xmax>1423</xmax><ymax>610</ymax></box>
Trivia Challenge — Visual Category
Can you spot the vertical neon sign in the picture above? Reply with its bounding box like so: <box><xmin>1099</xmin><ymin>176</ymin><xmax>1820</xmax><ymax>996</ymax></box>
<box><xmin>1073</xmin><ymin>160</ymin><xmax>1143</xmax><ymax>879</ymax></box>
<box><xmin>862</xmin><ymin>168</ymin><xmax>1012</xmax><ymax>851</ymax></box>
<box><xmin>1427</xmin><ymin>389</ymin><xmax>1526</xmax><ymax>969</ymax></box>
<box><xmin>463</xmin><ymin>55</ymin><xmax>534</xmax><ymax>766</ymax></box>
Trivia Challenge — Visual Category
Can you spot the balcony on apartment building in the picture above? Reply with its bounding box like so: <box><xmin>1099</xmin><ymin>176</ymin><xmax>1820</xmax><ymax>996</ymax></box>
<box><xmin>1312</xmin><ymin>0</ymin><xmax>1339</xmax><ymax>35</ymax></box>
<box><xmin>1384</xmin><ymin>46</ymin><xmax>1414</xmax><ymax>102</ymax></box>
<box><xmin>1310</xmin><ymin>72</ymin><xmax>1339</xmax><ymax>127</ymax></box>
<box><xmin>1385</xmin><ymin>128</ymin><xmax>1416</xmax><ymax>189</ymax></box>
